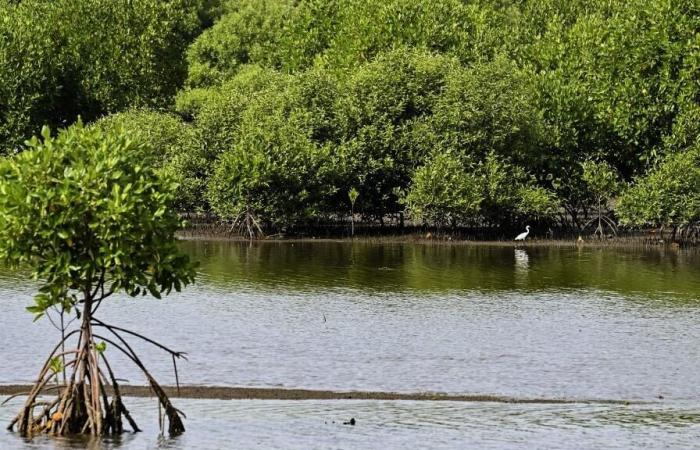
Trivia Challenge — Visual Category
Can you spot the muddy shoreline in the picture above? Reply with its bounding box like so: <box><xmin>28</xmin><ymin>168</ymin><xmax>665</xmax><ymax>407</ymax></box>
<box><xmin>0</xmin><ymin>385</ymin><xmax>637</xmax><ymax>405</ymax></box>
<box><xmin>176</xmin><ymin>232</ymin><xmax>692</xmax><ymax>250</ymax></box>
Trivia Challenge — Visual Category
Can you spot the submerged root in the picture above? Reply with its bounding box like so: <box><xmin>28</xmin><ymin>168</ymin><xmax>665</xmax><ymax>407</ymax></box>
<box><xmin>8</xmin><ymin>311</ymin><xmax>185</xmax><ymax>437</ymax></box>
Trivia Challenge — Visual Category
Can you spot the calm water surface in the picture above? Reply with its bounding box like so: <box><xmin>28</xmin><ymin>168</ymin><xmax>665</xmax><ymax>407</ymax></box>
<box><xmin>1</xmin><ymin>397</ymin><xmax>699</xmax><ymax>449</ymax></box>
<box><xmin>1</xmin><ymin>242</ymin><xmax>699</xmax><ymax>448</ymax></box>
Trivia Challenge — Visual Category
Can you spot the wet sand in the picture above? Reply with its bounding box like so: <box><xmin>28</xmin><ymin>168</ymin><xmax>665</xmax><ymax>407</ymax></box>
<box><xmin>0</xmin><ymin>385</ymin><xmax>636</xmax><ymax>404</ymax></box>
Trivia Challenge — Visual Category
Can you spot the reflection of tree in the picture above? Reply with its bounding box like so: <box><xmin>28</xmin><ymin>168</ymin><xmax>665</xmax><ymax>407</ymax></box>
<box><xmin>176</xmin><ymin>241</ymin><xmax>700</xmax><ymax>300</ymax></box>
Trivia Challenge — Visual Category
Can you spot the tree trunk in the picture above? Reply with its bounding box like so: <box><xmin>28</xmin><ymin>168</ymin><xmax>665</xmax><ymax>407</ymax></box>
<box><xmin>350</xmin><ymin>206</ymin><xmax>354</xmax><ymax>237</ymax></box>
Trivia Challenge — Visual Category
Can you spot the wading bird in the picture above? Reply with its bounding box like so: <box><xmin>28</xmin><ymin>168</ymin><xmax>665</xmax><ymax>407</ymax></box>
<box><xmin>514</xmin><ymin>225</ymin><xmax>530</xmax><ymax>241</ymax></box>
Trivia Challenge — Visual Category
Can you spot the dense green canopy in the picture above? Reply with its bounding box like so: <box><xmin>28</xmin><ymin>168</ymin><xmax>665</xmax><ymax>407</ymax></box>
<box><xmin>618</xmin><ymin>145</ymin><xmax>700</xmax><ymax>230</ymax></box>
<box><xmin>0</xmin><ymin>123</ymin><xmax>197</xmax><ymax>318</ymax></box>
<box><xmin>2</xmin><ymin>0</ymin><xmax>698</xmax><ymax>233</ymax></box>
<box><xmin>0</xmin><ymin>0</ymin><xmax>209</xmax><ymax>153</ymax></box>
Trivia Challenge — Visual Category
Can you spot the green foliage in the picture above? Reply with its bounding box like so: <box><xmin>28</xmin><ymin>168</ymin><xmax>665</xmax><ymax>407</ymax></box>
<box><xmin>185</xmin><ymin>0</ymin><xmax>341</xmax><ymax>86</ymax></box>
<box><xmin>94</xmin><ymin>110</ymin><xmax>209</xmax><ymax>212</ymax></box>
<box><xmin>184</xmin><ymin>0</ymin><xmax>511</xmax><ymax>86</ymax></box>
<box><xmin>0</xmin><ymin>1</ymin><xmax>66</xmax><ymax>153</ymax></box>
<box><xmin>178</xmin><ymin>0</ymin><xmax>700</xmax><ymax>231</ymax></box>
<box><xmin>3</xmin><ymin>0</ymin><xmax>695</xmax><ymax>233</ymax></box>
<box><xmin>424</xmin><ymin>56</ymin><xmax>544</xmax><ymax>165</ymax></box>
<box><xmin>320</xmin><ymin>0</ymin><xmax>477</xmax><ymax>68</ymax></box>
<box><xmin>185</xmin><ymin>0</ymin><xmax>293</xmax><ymax>87</ymax></box>
<box><xmin>479</xmin><ymin>152</ymin><xmax>558</xmax><ymax>223</ymax></box>
<box><xmin>0</xmin><ymin>0</ymin><xmax>207</xmax><ymax>153</ymax></box>
<box><xmin>0</xmin><ymin>123</ymin><xmax>196</xmax><ymax>319</ymax></box>
<box><xmin>206</xmin><ymin>131</ymin><xmax>333</xmax><ymax>228</ymax></box>
<box><xmin>528</xmin><ymin>0</ymin><xmax>699</xmax><ymax>169</ymax></box>
<box><xmin>348</xmin><ymin>188</ymin><xmax>359</xmax><ymax>207</ymax></box>
<box><xmin>177</xmin><ymin>65</ymin><xmax>291</xmax><ymax>156</ymax></box>
<box><xmin>49</xmin><ymin>357</ymin><xmax>64</xmax><ymax>375</ymax></box>
<box><xmin>618</xmin><ymin>147</ymin><xmax>700</xmax><ymax>228</ymax></box>
<box><xmin>515</xmin><ymin>184</ymin><xmax>560</xmax><ymax>218</ymax></box>
<box><xmin>581</xmin><ymin>160</ymin><xmax>621</xmax><ymax>204</ymax></box>
<box><xmin>54</xmin><ymin>0</ymin><xmax>203</xmax><ymax>112</ymax></box>
<box><xmin>94</xmin><ymin>341</ymin><xmax>107</xmax><ymax>354</ymax></box>
<box><xmin>206</xmin><ymin>69</ymin><xmax>339</xmax><ymax>227</ymax></box>
<box><xmin>403</xmin><ymin>152</ymin><xmax>482</xmax><ymax>228</ymax></box>
<box><xmin>405</xmin><ymin>151</ymin><xmax>558</xmax><ymax>228</ymax></box>
<box><xmin>334</xmin><ymin>48</ymin><xmax>455</xmax><ymax>218</ymax></box>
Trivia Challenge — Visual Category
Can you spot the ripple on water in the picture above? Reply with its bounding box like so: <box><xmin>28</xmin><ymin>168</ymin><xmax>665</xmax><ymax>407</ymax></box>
<box><xmin>1</xmin><ymin>272</ymin><xmax>700</xmax><ymax>399</ymax></box>
<box><xmin>1</xmin><ymin>397</ymin><xmax>699</xmax><ymax>449</ymax></box>
<box><xmin>1</xmin><ymin>243</ymin><xmax>700</xmax><ymax>448</ymax></box>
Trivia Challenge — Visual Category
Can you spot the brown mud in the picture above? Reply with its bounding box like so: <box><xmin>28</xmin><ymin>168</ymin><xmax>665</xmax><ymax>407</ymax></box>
<box><xmin>176</xmin><ymin>232</ymin><xmax>694</xmax><ymax>250</ymax></box>
<box><xmin>0</xmin><ymin>385</ymin><xmax>639</xmax><ymax>405</ymax></box>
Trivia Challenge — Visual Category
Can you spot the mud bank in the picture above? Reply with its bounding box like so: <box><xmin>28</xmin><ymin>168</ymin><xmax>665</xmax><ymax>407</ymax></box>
<box><xmin>0</xmin><ymin>385</ymin><xmax>638</xmax><ymax>405</ymax></box>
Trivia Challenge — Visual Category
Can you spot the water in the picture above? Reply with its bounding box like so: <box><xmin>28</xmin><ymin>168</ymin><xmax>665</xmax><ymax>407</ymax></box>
<box><xmin>1</xmin><ymin>241</ymin><xmax>699</xmax><ymax>448</ymax></box>
<box><xmin>1</xmin><ymin>397</ymin><xmax>699</xmax><ymax>449</ymax></box>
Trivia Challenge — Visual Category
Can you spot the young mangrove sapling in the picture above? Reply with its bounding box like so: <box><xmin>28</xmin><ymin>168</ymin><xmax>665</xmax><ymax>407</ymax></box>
<box><xmin>0</xmin><ymin>123</ymin><xmax>197</xmax><ymax>436</ymax></box>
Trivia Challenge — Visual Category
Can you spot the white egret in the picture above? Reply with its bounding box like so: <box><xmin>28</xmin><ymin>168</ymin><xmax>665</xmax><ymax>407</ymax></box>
<box><xmin>514</xmin><ymin>225</ymin><xmax>530</xmax><ymax>241</ymax></box>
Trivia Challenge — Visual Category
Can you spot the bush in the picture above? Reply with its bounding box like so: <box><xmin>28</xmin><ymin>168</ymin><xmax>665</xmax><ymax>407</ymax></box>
<box><xmin>618</xmin><ymin>146</ymin><xmax>700</xmax><ymax>229</ymax></box>
<box><xmin>185</xmin><ymin>0</ymin><xmax>293</xmax><ymax>87</ymax></box>
<box><xmin>95</xmin><ymin>110</ymin><xmax>209</xmax><ymax>212</ymax></box>
<box><xmin>170</xmin><ymin>0</ymin><xmax>700</xmax><ymax>230</ymax></box>
<box><xmin>403</xmin><ymin>152</ymin><xmax>482</xmax><ymax>228</ymax></box>
<box><xmin>581</xmin><ymin>160</ymin><xmax>621</xmax><ymax>207</ymax></box>
<box><xmin>183</xmin><ymin>0</ymin><xmax>506</xmax><ymax>85</ymax></box>
<box><xmin>206</xmin><ymin>126</ymin><xmax>335</xmax><ymax>231</ymax></box>
<box><xmin>0</xmin><ymin>0</ymin><xmax>206</xmax><ymax>154</ymax></box>
<box><xmin>405</xmin><ymin>151</ymin><xmax>558</xmax><ymax>228</ymax></box>
<box><xmin>177</xmin><ymin>65</ymin><xmax>290</xmax><ymax>156</ymax></box>
<box><xmin>426</xmin><ymin>56</ymin><xmax>544</xmax><ymax>166</ymax></box>
<box><xmin>479</xmin><ymin>152</ymin><xmax>558</xmax><ymax>225</ymax></box>
<box><xmin>333</xmin><ymin>48</ymin><xmax>456</xmax><ymax>219</ymax></box>
<box><xmin>0</xmin><ymin>2</ymin><xmax>65</xmax><ymax>153</ymax></box>
<box><xmin>528</xmin><ymin>0</ymin><xmax>699</xmax><ymax>173</ymax></box>
<box><xmin>206</xmin><ymin>68</ymin><xmax>339</xmax><ymax>229</ymax></box>
<box><xmin>320</xmin><ymin>0</ymin><xmax>499</xmax><ymax>69</ymax></box>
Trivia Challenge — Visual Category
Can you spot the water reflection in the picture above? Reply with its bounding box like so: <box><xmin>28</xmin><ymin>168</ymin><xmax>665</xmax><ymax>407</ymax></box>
<box><xmin>513</xmin><ymin>249</ymin><xmax>530</xmax><ymax>288</ymax></box>
<box><xmin>184</xmin><ymin>241</ymin><xmax>700</xmax><ymax>299</ymax></box>
<box><xmin>514</xmin><ymin>249</ymin><xmax>530</xmax><ymax>269</ymax></box>
<box><xmin>1</xmin><ymin>243</ymin><xmax>699</xmax><ymax>414</ymax></box>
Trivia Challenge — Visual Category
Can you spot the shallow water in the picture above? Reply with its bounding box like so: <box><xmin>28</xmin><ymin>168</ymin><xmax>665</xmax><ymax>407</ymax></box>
<box><xmin>1</xmin><ymin>242</ymin><xmax>700</xmax><ymax>447</ymax></box>
<box><xmin>2</xmin><ymin>396</ymin><xmax>700</xmax><ymax>449</ymax></box>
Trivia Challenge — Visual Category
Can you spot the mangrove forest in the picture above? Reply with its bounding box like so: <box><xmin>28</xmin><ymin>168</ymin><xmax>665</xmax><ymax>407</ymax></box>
<box><xmin>1</xmin><ymin>0</ymin><xmax>698</xmax><ymax>237</ymax></box>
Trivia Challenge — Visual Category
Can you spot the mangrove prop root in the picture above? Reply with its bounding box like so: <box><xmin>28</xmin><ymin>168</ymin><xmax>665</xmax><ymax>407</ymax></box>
<box><xmin>93</xmin><ymin>333</ymin><xmax>185</xmax><ymax>434</ymax></box>
<box><xmin>9</xmin><ymin>300</ymin><xmax>184</xmax><ymax>436</ymax></box>
<box><xmin>101</xmin><ymin>352</ymin><xmax>140</xmax><ymax>433</ymax></box>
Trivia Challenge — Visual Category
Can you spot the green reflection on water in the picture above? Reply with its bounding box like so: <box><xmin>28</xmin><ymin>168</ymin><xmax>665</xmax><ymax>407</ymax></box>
<box><xmin>180</xmin><ymin>241</ymin><xmax>700</xmax><ymax>300</ymax></box>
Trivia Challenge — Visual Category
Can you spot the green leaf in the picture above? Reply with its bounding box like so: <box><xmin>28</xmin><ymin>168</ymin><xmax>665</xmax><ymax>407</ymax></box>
<box><xmin>147</xmin><ymin>283</ymin><xmax>162</xmax><ymax>299</ymax></box>
<box><xmin>49</xmin><ymin>356</ymin><xmax>63</xmax><ymax>374</ymax></box>
<box><xmin>0</xmin><ymin>123</ymin><xmax>196</xmax><ymax>322</ymax></box>
<box><xmin>94</xmin><ymin>341</ymin><xmax>107</xmax><ymax>354</ymax></box>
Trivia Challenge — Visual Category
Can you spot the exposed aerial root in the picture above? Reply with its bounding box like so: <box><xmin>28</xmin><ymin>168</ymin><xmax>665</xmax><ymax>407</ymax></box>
<box><xmin>8</xmin><ymin>300</ymin><xmax>185</xmax><ymax>437</ymax></box>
